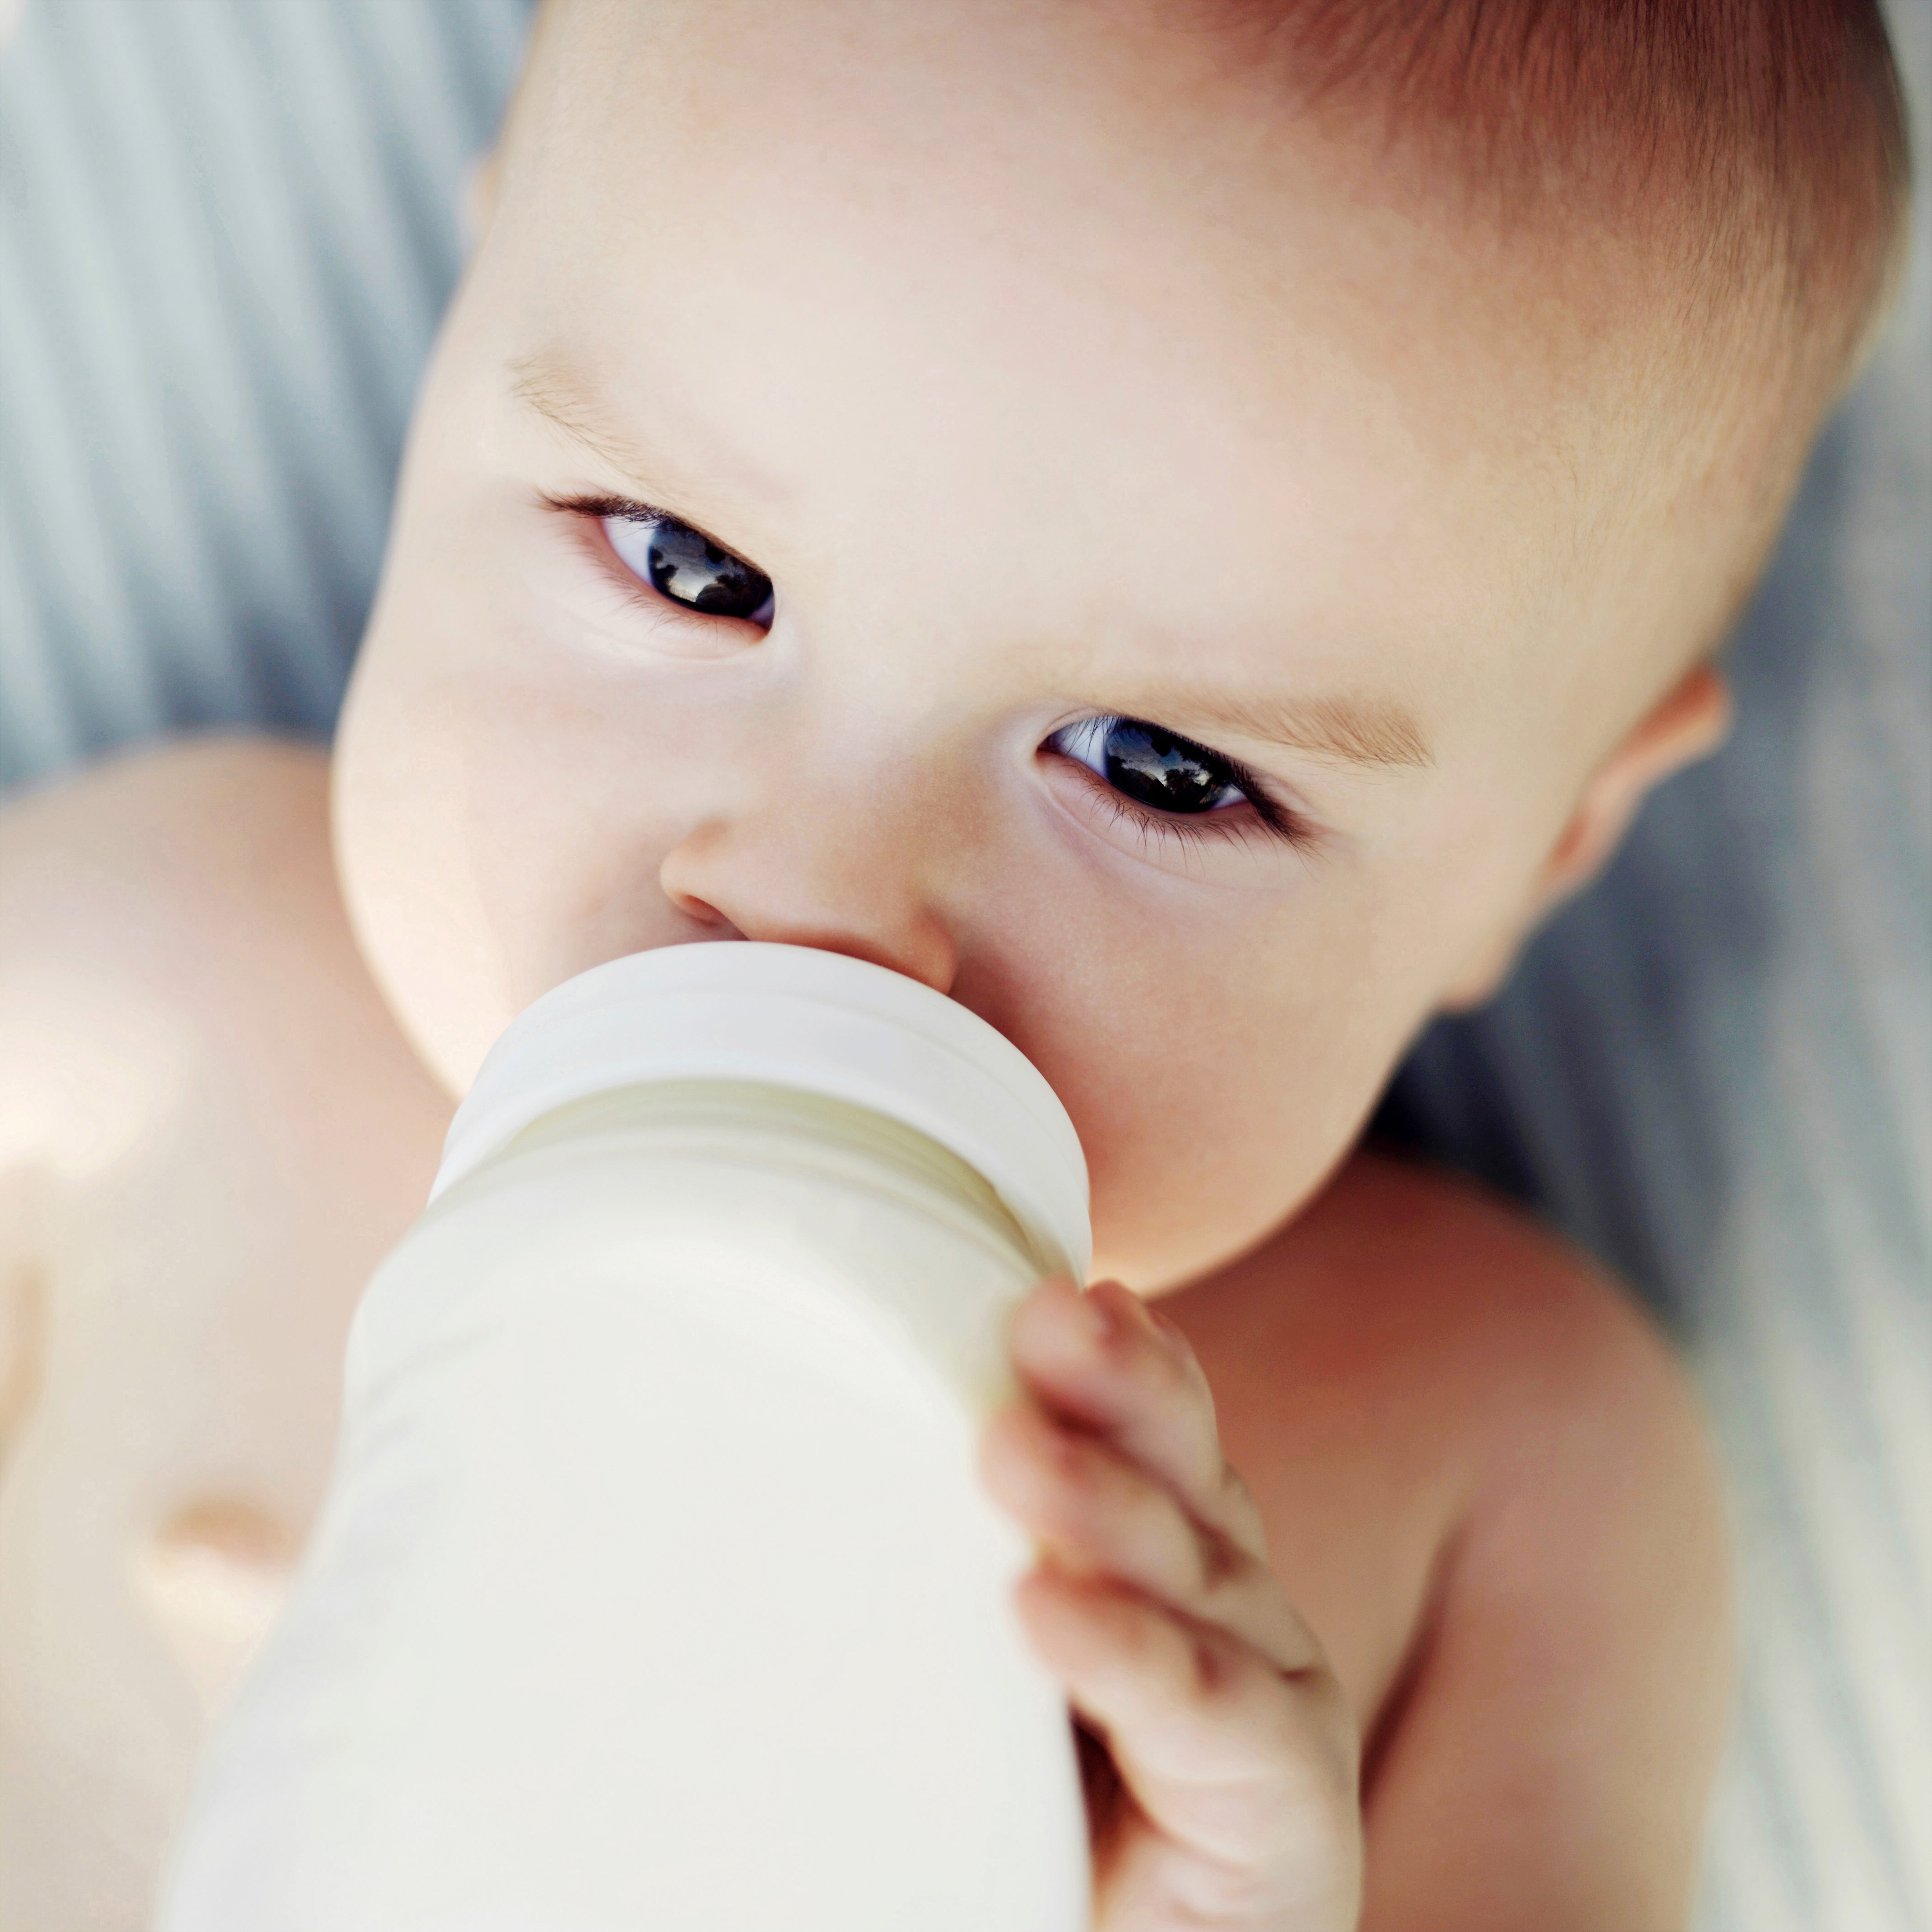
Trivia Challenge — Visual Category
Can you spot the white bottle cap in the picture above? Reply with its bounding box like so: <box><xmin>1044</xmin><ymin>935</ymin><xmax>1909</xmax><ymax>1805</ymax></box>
<box><xmin>431</xmin><ymin>943</ymin><xmax>1092</xmax><ymax>1282</ymax></box>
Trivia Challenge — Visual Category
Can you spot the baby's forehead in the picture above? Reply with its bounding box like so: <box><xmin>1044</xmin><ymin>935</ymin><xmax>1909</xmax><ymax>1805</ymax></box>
<box><xmin>508</xmin><ymin>0</ymin><xmax>1668</xmax><ymax>443</ymax></box>
<box><xmin>489</xmin><ymin>1</ymin><xmax>1791</xmax><ymax>697</ymax></box>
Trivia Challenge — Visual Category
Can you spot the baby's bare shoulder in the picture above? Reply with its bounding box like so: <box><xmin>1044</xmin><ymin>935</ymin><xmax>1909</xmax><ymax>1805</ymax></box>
<box><xmin>1175</xmin><ymin>1147</ymin><xmax>1714</xmax><ymax>1519</ymax></box>
<box><xmin>1</xmin><ymin>732</ymin><xmax>365</xmax><ymax>1159</ymax></box>
<box><xmin>1168</xmin><ymin>1151</ymin><xmax>1731</xmax><ymax>1921</ymax></box>
<box><xmin>1161</xmin><ymin>1151</ymin><xmax>1695</xmax><ymax>1716</ymax></box>
<box><xmin>0</xmin><ymin>728</ymin><xmax>338</xmax><ymax>954</ymax></box>
<box><xmin>0</xmin><ymin>731</ymin><xmax>453</xmax><ymax>1305</ymax></box>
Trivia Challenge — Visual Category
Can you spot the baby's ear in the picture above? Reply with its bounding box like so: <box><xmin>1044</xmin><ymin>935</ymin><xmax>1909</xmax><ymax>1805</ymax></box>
<box><xmin>1534</xmin><ymin>660</ymin><xmax>1733</xmax><ymax>910</ymax></box>
<box><xmin>1440</xmin><ymin>661</ymin><xmax>1732</xmax><ymax>1011</ymax></box>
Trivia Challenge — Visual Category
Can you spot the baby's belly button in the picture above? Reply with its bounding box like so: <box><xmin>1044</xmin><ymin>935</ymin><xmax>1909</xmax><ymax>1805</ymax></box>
<box><xmin>134</xmin><ymin>1497</ymin><xmax>298</xmax><ymax>1708</ymax></box>
<box><xmin>0</xmin><ymin>1491</ymin><xmax>303</xmax><ymax>1923</ymax></box>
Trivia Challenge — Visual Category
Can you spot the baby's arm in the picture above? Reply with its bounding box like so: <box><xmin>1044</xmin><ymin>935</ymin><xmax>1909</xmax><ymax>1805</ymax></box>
<box><xmin>1353</xmin><ymin>1244</ymin><xmax>1733</xmax><ymax>1931</ymax></box>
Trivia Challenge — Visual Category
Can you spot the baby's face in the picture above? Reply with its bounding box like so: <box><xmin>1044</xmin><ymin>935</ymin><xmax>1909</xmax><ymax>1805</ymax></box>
<box><xmin>335</xmin><ymin>0</ymin><xmax>1743</xmax><ymax>1289</ymax></box>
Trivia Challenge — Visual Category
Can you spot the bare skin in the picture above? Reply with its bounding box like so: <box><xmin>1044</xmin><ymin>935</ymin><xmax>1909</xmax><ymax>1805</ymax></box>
<box><xmin>0</xmin><ymin>735</ymin><xmax>1729</xmax><ymax>1928</ymax></box>
<box><xmin>0</xmin><ymin>0</ymin><xmax>1767</xmax><ymax>1920</ymax></box>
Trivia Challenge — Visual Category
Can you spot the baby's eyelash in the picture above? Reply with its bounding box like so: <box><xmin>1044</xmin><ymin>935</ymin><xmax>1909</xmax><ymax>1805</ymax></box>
<box><xmin>1098</xmin><ymin>785</ymin><xmax>1276</xmax><ymax>852</ymax></box>
<box><xmin>1061</xmin><ymin>752</ymin><xmax>1309</xmax><ymax>855</ymax></box>
<box><xmin>547</xmin><ymin>490</ymin><xmax>676</xmax><ymax>528</ymax></box>
<box><xmin>542</xmin><ymin>491</ymin><xmax>774</xmax><ymax>627</ymax></box>
<box><xmin>1048</xmin><ymin>717</ymin><xmax>1308</xmax><ymax>853</ymax></box>
<box><xmin>541</xmin><ymin>491</ymin><xmax>680</xmax><ymax>609</ymax></box>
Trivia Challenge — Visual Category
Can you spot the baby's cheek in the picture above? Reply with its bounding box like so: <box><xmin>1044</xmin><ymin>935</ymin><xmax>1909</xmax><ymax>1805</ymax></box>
<box><xmin>333</xmin><ymin>643</ymin><xmax>520</xmax><ymax>1098</ymax></box>
<box><xmin>1077</xmin><ymin>976</ymin><xmax>1414</xmax><ymax>1294</ymax></box>
<box><xmin>1070</xmin><ymin>1067</ymin><xmax>1294</xmax><ymax>1295</ymax></box>
<box><xmin>1085</xmin><ymin>1120</ymin><xmax>1309</xmax><ymax>1294</ymax></box>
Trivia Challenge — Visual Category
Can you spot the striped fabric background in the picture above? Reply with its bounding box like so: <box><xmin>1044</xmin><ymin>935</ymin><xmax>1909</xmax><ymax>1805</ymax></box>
<box><xmin>1</xmin><ymin>4</ymin><xmax>1926</xmax><ymax>1927</ymax></box>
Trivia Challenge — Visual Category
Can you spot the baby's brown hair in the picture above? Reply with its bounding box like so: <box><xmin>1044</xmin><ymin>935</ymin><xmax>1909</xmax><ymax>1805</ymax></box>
<box><xmin>1199</xmin><ymin>0</ymin><xmax>1910</xmax><ymax>410</ymax></box>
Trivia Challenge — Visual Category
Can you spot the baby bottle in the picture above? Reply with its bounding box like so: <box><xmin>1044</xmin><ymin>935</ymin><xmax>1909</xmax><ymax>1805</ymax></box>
<box><xmin>157</xmin><ymin>941</ymin><xmax>1093</xmax><ymax>1932</ymax></box>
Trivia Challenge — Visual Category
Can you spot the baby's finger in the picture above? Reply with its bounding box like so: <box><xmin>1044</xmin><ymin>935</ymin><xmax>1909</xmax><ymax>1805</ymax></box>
<box><xmin>1007</xmin><ymin>1277</ymin><xmax>1265</xmax><ymax>1559</ymax></box>
<box><xmin>980</xmin><ymin>1399</ymin><xmax>1312</xmax><ymax>1675</ymax></box>
<box><xmin>1015</xmin><ymin>1565</ymin><xmax>1360</xmax><ymax>1924</ymax></box>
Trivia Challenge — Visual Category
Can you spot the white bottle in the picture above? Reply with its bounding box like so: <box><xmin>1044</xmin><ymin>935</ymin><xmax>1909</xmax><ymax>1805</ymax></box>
<box><xmin>158</xmin><ymin>942</ymin><xmax>1094</xmax><ymax>1932</ymax></box>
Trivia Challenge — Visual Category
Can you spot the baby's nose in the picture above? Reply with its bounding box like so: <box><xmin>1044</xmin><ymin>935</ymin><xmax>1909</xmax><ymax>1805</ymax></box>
<box><xmin>658</xmin><ymin>805</ymin><xmax>959</xmax><ymax>995</ymax></box>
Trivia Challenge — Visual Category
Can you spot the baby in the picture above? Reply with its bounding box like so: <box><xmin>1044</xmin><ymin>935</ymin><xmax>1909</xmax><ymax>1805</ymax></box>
<box><xmin>0</xmin><ymin>0</ymin><xmax>1909</xmax><ymax>1925</ymax></box>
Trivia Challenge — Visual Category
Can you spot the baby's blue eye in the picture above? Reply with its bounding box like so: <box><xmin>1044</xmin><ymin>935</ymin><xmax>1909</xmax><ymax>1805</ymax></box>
<box><xmin>603</xmin><ymin>511</ymin><xmax>775</xmax><ymax>624</ymax></box>
<box><xmin>1049</xmin><ymin>717</ymin><xmax>1248</xmax><ymax>815</ymax></box>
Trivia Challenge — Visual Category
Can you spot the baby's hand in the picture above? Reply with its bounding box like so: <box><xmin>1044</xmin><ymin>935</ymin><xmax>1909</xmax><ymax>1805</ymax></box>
<box><xmin>979</xmin><ymin>1276</ymin><xmax>1362</xmax><ymax>1930</ymax></box>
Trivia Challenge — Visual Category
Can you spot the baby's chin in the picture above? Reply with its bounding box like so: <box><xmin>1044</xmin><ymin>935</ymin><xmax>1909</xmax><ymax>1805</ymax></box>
<box><xmin>364</xmin><ymin>945</ymin><xmax>508</xmax><ymax>1103</ymax></box>
<box><xmin>332</xmin><ymin>856</ymin><xmax>510</xmax><ymax>1104</ymax></box>
<box><xmin>1088</xmin><ymin>1172</ymin><xmax>1300</xmax><ymax>1300</ymax></box>
<box><xmin>330</xmin><ymin>758</ymin><xmax>520</xmax><ymax>1104</ymax></box>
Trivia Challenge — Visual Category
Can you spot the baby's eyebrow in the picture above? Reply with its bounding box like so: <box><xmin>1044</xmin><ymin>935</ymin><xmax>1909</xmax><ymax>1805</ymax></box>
<box><xmin>509</xmin><ymin>349</ymin><xmax>785</xmax><ymax>511</ymax></box>
<box><xmin>1125</xmin><ymin>688</ymin><xmax>1433</xmax><ymax>772</ymax></box>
